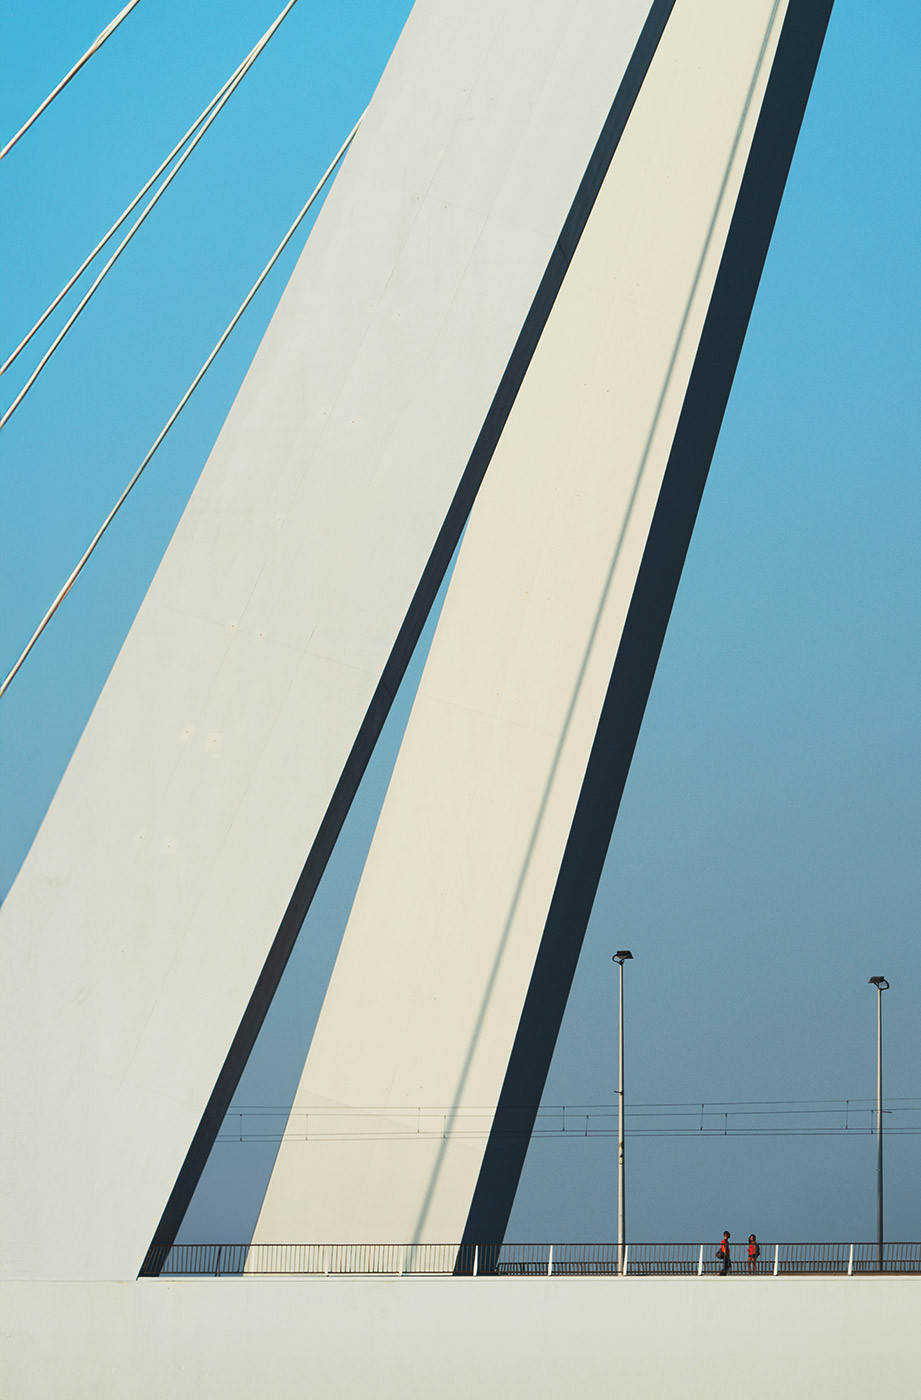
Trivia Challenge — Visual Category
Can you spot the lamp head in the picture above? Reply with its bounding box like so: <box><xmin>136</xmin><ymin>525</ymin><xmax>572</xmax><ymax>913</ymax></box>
<box><xmin>612</xmin><ymin>951</ymin><xmax>633</xmax><ymax>965</ymax></box>
<box><xmin>869</xmin><ymin>976</ymin><xmax>890</xmax><ymax>991</ymax></box>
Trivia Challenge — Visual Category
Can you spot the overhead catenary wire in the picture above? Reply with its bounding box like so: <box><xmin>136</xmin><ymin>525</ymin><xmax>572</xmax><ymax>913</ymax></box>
<box><xmin>217</xmin><ymin>1096</ymin><xmax>921</xmax><ymax>1142</ymax></box>
<box><xmin>2</xmin><ymin>2</ymin><xmax>301</xmax><ymax>378</ymax></box>
<box><xmin>0</xmin><ymin>1</ymin><xmax>143</xmax><ymax>161</ymax></box>
<box><xmin>227</xmin><ymin>1097</ymin><xmax>921</xmax><ymax>1113</ymax></box>
<box><xmin>219</xmin><ymin>1126</ymin><xmax>921</xmax><ymax>1142</ymax></box>
<box><xmin>0</xmin><ymin>111</ymin><xmax>364</xmax><ymax>701</ymax></box>
<box><xmin>0</xmin><ymin>0</ymin><xmax>302</xmax><ymax>429</ymax></box>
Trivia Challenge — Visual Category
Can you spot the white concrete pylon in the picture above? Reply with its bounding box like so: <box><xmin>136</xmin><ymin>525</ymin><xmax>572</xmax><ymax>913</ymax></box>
<box><xmin>252</xmin><ymin>0</ymin><xmax>834</xmax><ymax>1249</ymax></box>
<box><xmin>0</xmin><ymin>0</ymin><xmax>834</xmax><ymax>1285</ymax></box>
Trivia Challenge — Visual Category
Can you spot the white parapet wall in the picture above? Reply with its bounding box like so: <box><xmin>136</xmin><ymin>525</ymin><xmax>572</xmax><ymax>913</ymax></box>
<box><xmin>1</xmin><ymin>1278</ymin><xmax>918</xmax><ymax>1400</ymax></box>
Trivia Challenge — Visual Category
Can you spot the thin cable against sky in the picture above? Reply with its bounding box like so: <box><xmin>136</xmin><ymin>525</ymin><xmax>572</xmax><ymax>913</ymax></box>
<box><xmin>0</xmin><ymin>0</ymin><xmax>302</xmax><ymax>428</ymax></box>
<box><xmin>0</xmin><ymin>111</ymin><xmax>364</xmax><ymax>701</ymax></box>
<box><xmin>1</xmin><ymin>6</ymin><xmax>301</xmax><ymax>378</ymax></box>
<box><xmin>0</xmin><ymin>1</ymin><xmax>143</xmax><ymax>161</ymax></box>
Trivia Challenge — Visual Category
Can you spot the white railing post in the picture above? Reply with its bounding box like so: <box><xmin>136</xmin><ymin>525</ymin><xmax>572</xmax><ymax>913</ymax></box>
<box><xmin>773</xmin><ymin>1244</ymin><xmax>779</xmax><ymax>1277</ymax></box>
<box><xmin>548</xmin><ymin>1245</ymin><xmax>553</xmax><ymax>1278</ymax></box>
<box><xmin>398</xmin><ymin>1245</ymin><xmax>404</xmax><ymax>1277</ymax></box>
<box><xmin>473</xmin><ymin>1245</ymin><xmax>478</xmax><ymax>1277</ymax></box>
<box><xmin>697</xmin><ymin>1245</ymin><xmax>704</xmax><ymax>1277</ymax></box>
<box><xmin>847</xmin><ymin>1244</ymin><xmax>854</xmax><ymax>1277</ymax></box>
<box><xmin>324</xmin><ymin>1245</ymin><xmax>330</xmax><ymax>1277</ymax></box>
<box><xmin>622</xmin><ymin>1244</ymin><xmax>629</xmax><ymax>1277</ymax></box>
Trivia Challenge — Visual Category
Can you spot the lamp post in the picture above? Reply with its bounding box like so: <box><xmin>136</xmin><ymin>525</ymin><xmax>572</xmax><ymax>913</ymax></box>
<box><xmin>612</xmin><ymin>951</ymin><xmax>633</xmax><ymax>1276</ymax></box>
<box><xmin>868</xmin><ymin>976</ymin><xmax>889</xmax><ymax>1272</ymax></box>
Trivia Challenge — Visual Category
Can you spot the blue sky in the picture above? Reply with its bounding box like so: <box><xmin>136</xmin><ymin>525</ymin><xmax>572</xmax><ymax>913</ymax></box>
<box><xmin>1</xmin><ymin>1</ymin><xmax>919</xmax><ymax>1248</ymax></box>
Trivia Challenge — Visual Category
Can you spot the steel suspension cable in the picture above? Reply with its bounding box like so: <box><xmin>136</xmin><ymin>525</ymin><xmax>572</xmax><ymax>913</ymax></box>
<box><xmin>0</xmin><ymin>0</ymin><xmax>301</xmax><ymax>430</ymax></box>
<box><xmin>0</xmin><ymin>1</ymin><xmax>143</xmax><ymax>162</ymax></box>
<box><xmin>2</xmin><ymin>4</ymin><xmax>300</xmax><ymax>379</ymax></box>
<box><xmin>0</xmin><ymin>112</ymin><xmax>364</xmax><ymax>701</ymax></box>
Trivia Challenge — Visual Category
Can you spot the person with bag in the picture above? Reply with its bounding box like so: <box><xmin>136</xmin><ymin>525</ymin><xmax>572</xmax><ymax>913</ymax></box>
<box><xmin>716</xmin><ymin>1231</ymin><xmax>731</xmax><ymax>1276</ymax></box>
<box><xmin>747</xmin><ymin>1234</ymin><xmax>761</xmax><ymax>1274</ymax></box>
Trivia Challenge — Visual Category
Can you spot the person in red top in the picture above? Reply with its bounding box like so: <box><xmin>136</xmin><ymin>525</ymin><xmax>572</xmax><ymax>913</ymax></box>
<box><xmin>748</xmin><ymin>1234</ymin><xmax>761</xmax><ymax>1274</ymax></box>
<box><xmin>718</xmin><ymin>1231</ymin><xmax>731</xmax><ymax>1275</ymax></box>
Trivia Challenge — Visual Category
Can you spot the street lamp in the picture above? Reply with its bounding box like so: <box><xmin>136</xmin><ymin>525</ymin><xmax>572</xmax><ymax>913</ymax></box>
<box><xmin>868</xmin><ymin>976</ymin><xmax>889</xmax><ymax>1272</ymax></box>
<box><xmin>612</xmin><ymin>951</ymin><xmax>633</xmax><ymax>1276</ymax></box>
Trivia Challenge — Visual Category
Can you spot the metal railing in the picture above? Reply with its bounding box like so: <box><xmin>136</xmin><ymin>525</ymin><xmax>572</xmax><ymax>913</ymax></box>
<box><xmin>143</xmin><ymin>1241</ymin><xmax>921</xmax><ymax>1277</ymax></box>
